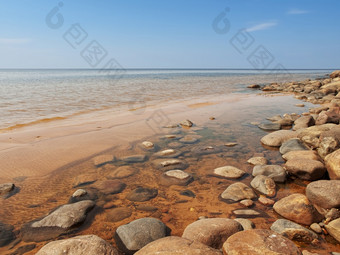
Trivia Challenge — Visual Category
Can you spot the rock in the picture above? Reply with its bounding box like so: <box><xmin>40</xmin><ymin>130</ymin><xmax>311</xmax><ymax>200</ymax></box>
<box><xmin>276</xmin><ymin>118</ymin><xmax>294</xmax><ymax>126</ymax></box>
<box><xmin>120</xmin><ymin>154</ymin><xmax>147</xmax><ymax>163</ymax></box>
<box><xmin>22</xmin><ymin>200</ymin><xmax>95</xmax><ymax>242</ymax></box>
<box><xmin>248</xmin><ymin>84</ymin><xmax>260</xmax><ymax>88</ymax></box>
<box><xmin>258</xmin><ymin>123</ymin><xmax>281</xmax><ymax>131</ymax></box>
<box><xmin>179</xmin><ymin>136</ymin><xmax>198</xmax><ymax>144</ymax></box>
<box><xmin>273</xmin><ymin>194</ymin><xmax>323</xmax><ymax>225</ymax></box>
<box><xmin>310</xmin><ymin>223</ymin><xmax>322</xmax><ymax>234</ymax></box>
<box><xmin>330</xmin><ymin>70</ymin><xmax>340</xmax><ymax>79</ymax></box>
<box><xmin>318</xmin><ymin>134</ymin><xmax>340</xmax><ymax>159</ymax></box>
<box><xmin>72</xmin><ymin>189</ymin><xmax>87</xmax><ymax>198</ymax></box>
<box><xmin>233</xmin><ymin>209</ymin><xmax>261</xmax><ymax>217</ymax></box>
<box><xmin>142</xmin><ymin>141</ymin><xmax>154</xmax><ymax>149</ymax></box>
<box><xmin>36</xmin><ymin>235</ymin><xmax>118</xmax><ymax>255</ymax></box>
<box><xmin>160</xmin><ymin>170</ymin><xmax>193</xmax><ymax>186</ymax></box>
<box><xmin>191</xmin><ymin>145</ymin><xmax>221</xmax><ymax>155</ymax></box>
<box><xmin>234</xmin><ymin>218</ymin><xmax>255</xmax><ymax>230</ymax></box>
<box><xmin>179</xmin><ymin>190</ymin><xmax>196</xmax><ymax>198</ymax></box>
<box><xmin>224</xmin><ymin>142</ymin><xmax>238</xmax><ymax>147</ymax></box>
<box><xmin>93</xmin><ymin>155</ymin><xmax>114</xmax><ymax>166</ymax></box>
<box><xmin>316</xmin><ymin>110</ymin><xmax>340</xmax><ymax>125</ymax></box>
<box><xmin>325</xmin><ymin>209</ymin><xmax>340</xmax><ymax>224</ymax></box>
<box><xmin>247</xmin><ymin>157</ymin><xmax>267</xmax><ymax>165</ymax></box>
<box><xmin>325</xmin><ymin>218</ymin><xmax>340</xmax><ymax>243</ymax></box>
<box><xmin>180</xmin><ymin>119</ymin><xmax>193</xmax><ymax>127</ymax></box>
<box><xmin>325</xmin><ymin>149</ymin><xmax>340</xmax><ymax>179</ymax></box>
<box><xmin>213</xmin><ymin>166</ymin><xmax>245</xmax><ymax>179</ymax></box>
<box><xmin>106</xmin><ymin>165</ymin><xmax>138</xmax><ymax>179</ymax></box>
<box><xmin>250</xmin><ymin>175</ymin><xmax>276</xmax><ymax>197</ymax></box>
<box><xmin>261</xmin><ymin>130</ymin><xmax>297</xmax><ymax>147</ymax></box>
<box><xmin>106</xmin><ymin>207</ymin><xmax>132</xmax><ymax>222</ymax></box>
<box><xmin>93</xmin><ymin>180</ymin><xmax>126</xmax><ymax>194</ymax></box>
<box><xmin>209</xmin><ymin>116</ymin><xmax>216</xmax><ymax>120</ymax></box>
<box><xmin>152</xmin><ymin>158</ymin><xmax>188</xmax><ymax>171</ymax></box>
<box><xmin>0</xmin><ymin>183</ymin><xmax>15</xmax><ymax>195</ymax></box>
<box><xmin>0</xmin><ymin>222</ymin><xmax>15</xmax><ymax>247</ymax></box>
<box><xmin>73</xmin><ymin>173</ymin><xmax>97</xmax><ymax>187</ymax></box>
<box><xmin>306</xmin><ymin>180</ymin><xmax>340</xmax><ymax>209</ymax></box>
<box><xmin>295</xmin><ymin>104</ymin><xmax>305</xmax><ymax>107</ymax></box>
<box><xmin>270</xmin><ymin>219</ymin><xmax>318</xmax><ymax>243</ymax></box>
<box><xmin>258</xmin><ymin>195</ymin><xmax>275</xmax><ymax>206</ymax></box>
<box><xmin>220</xmin><ymin>182</ymin><xmax>257</xmax><ymax>203</ymax></box>
<box><xmin>297</xmin><ymin>123</ymin><xmax>336</xmax><ymax>148</ymax></box>
<box><xmin>284</xmin><ymin>159</ymin><xmax>326</xmax><ymax>181</ymax></box>
<box><xmin>182</xmin><ymin>218</ymin><xmax>242</xmax><ymax>249</ymax></box>
<box><xmin>279</xmin><ymin>138</ymin><xmax>308</xmax><ymax>155</ymax></box>
<box><xmin>115</xmin><ymin>218</ymin><xmax>168</xmax><ymax>254</ymax></box>
<box><xmin>240</xmin><ymin>199</ymin><xmax>254</xmax><ymax>207</ymax></box>
<box><xmin>135</xmin><ymin>236</ymin><xmax>222</xmax><ymax>255</ymax></box>
<box><xmin>223</xmin><ymin>229</ymin><xmax>302</xmax><ymax>255</ymax></box>
<box><xmin>153</xmin><ymin>149</ymin><xmax>181</xmax><ymax>158</ymax></box>
<box><xmin>267</xmin><ymin>115</ymin><xmax>282</xmax><ymax>122</ymax></box>
<box><xmin>282</xmin><ymin>150</ymin><xmax>320</xmax><ymax>161</ymax></box>
<box><xmin>252</xmin><ymin>165</ymin><xmax>286</xmax><ymax>183</ymax></box>
<box><xmin>126</xmin><ymin>187</ymin><xmax>158</xmax><ymax>202</ymax></box>
<box><xmin>293</xmin><ymin>116</ymin><xmax>315</xmax><ymax>130</ymax></box>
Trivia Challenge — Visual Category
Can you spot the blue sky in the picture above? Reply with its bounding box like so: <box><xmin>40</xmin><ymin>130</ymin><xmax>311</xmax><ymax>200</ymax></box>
<box><xmin>0</xmin><ymin>0</ymin><xmax>339</xmax><ymax>69</ymax></box>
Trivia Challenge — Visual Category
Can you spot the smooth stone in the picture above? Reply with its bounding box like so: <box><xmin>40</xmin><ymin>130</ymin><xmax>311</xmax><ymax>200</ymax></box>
<box><xmin>179</xmin><ymin>136</ymin><xmax>198</xmax><ymax>144</ymax></box>
<box><xmin>36</xmin><ymin>235</ymin><xmax>119</xmax><ymax>255</ymax></box>
<box><xmin>213</xmin><ymin>166</ymin><xmax>245</xmax><ymax>179</ymax></box>
<box><xmin>271</xmin><ymin>219</ymin><xmax>319</xmax><ymax>243</ymax></box>
<box><xmin>240</xmin><ymin>199</ymin><xmax>254</xmax><ymax>207</ymax></box>
<box><xmin>0</xmin><ymin>222</ymin><xmax>15</xmax><ymax>247</ymax></box>
<box><xmin>93</xmin><ymin>155</ymin><xmax>114</xmax><ymax>166</ymax></box>
<box><xmin>279</xmin><ymin>138</ymin><xmax>308</xmax><ymax>155</ymax></box>
<box><xmin>233</xmin><ymin>209</ymin><xmax>261</xmax><ymax>217</ymax></box>
<box><xmin>93</xmin><ymin>180</ymin><xmax>126</xmax><ymax>194</ymax></box>
<box><xmin>306</xmin><ymin>180</ymin><xmax>340</xmax><ymax>209</ymax></box>
<box><xmin>224</xmin><ymin>142</ymin><xmax>238</xmax><ymax>147</ymax></box>
<box><xmin>182</xmin><ymin>218</ymin><xmax>242</xmax><ymax>249</ymax></box>
<box><xmin>160</xmin><ymin>170</ymin><xmax>193</xmax><ymax>186</ymax></box>
<box><xmin>250</xmin><ymin>175</ymin><xmax>276</xmax><ymax>197</ymax></box>
<box><xmin>310</xmin><ymin>223</ymin><xmax>322</xmax><ymax>234</ymax></box>
<box><xmin>120</xmin><ymin>154</ymin><xmax>147</xmax><ymax>163</ymax></box>
<box><xmin>220</xmin><ymin>182</ymin><xmax>257</xmax><ymax>203</ymax></box>
<box><xmin>252</xmin><ymin>165</ymin><xmax>286</xmax><ymax>183</ymax></box>
<box><xmin>284</xmin><ymin>159</ymin><xmax>326</xmax><ymax>181</ymax></box>
<box><xmin>258</xmin><ymin>122</ymin><xmax>281</xmax><ymax>131</ymax></box>
<box><xmin>179</xmin><ymin>190</ymin><xmax>196</xmax><ymax>198</ymax></box>
<box><xmin>273</xmin><ymin>194</ymin><xmax>323</xmax><ymax>225</ymax></box>
<box><xmin>325</xmin><ymin>218</ymin><xmax>340</xmax><ymax>243</ymax></box>
<box><xmin>261</xmin><ymin>130</ymin><xmax>297</xmax><ymax>147</ymax></box>
<box><xmin>293</xmin><ymin>116</ymin><xmax>315</xmax><ymax>130</ymax></box>
<box><xmin>180</xmin><ymin>119</ymin><xmax>193</xmax><ymax>127</ymax></box>
<box><xmin>0</xmin><ymin>183</ymin><xmax>15</xmax><ymax>195</ymax></box>
<box><xmin>135</xmin><ymin>236</ymin><xmax>222</xmax><ymax>255</ymax></box>
<box><xmin>126</xmin><ymin>187</ymin><xmax>158</xmax><ymax>202</ymax></box>
<box><xmin>223</xmin><ymin>229</ymin><xmax>302</xmax><ymax>255</ymax></box>
<box><xmin>142</xmin><ymin>141</ymin><xmax>154</xmax><ymax>149</ymax></box>
<box><xmin>282</xmin><ymin>150</ymin><xmax>321</xmax><ymax>161</ymax></box>
<box><xmin>153</xmin><ymin>149</ymin><xmax>181</xmax><ymax>158</ymax></box>
<box><xmin>106</xmin><ymin>165</ymin><xmax>138</xmax><ymax>179</ymax></box>
<box><xmin>297</xmin><ymin>123</ymin><xmax>336</xmax><ymax>148</ymax></box>
<box><xmin>72</xmin><ymin>189</ymin><xmax>87</xmax><ymax>198</ymax></box>
<box><xmin>234</xmin><ymin>218</ymin><xmax>255</xmax><ymax>230</ymax></box>
<box><xmin>106</xmin><ymin>207</ymin><xmax>132</xmax><ymax>222</ymax></box>
<box><xmin>115</xmin><ymin>218</ymin><xmax>168</xmax><ymax>254</ymax></box>
<box><xmin>152</xmin><ymin>158</ymin><xmax>188</xmax><ymax>171</ymax></box>
<box><xmin>258</xmin><ymin>195</ymin><xmax>275</xmax><ymax>206</ymax></box>
<box><xmin>247</xmin><ymin>157</ymin><xmax>267</xmax><ymax>165</ymax></box>
<box><xmin>325</xmin><ymin>149</ymin><xmax>340</xmax><ymax>179</ymax></box>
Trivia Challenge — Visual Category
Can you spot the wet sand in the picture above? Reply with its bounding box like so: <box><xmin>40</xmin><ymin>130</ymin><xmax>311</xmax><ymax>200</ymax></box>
<box><xmin>0</xmin><ymin>92</ymin><xmax>339</xmax><ymax>254</ymax></box>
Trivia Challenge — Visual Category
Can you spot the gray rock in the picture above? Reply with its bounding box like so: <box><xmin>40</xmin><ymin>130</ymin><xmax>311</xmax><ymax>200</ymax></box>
<box><xmin>0</xmin><ymin>222</ymin><xmax>15</xmax><ymax>247</ymax></box>
<box><xmin>220</xmin><ymin>182</ymin><xmax>257</xmax><ymax>203</ymax></box>
<box><xmin>115</xmin><ymin>218</ymin><xmax>168</xmax><ymax>254</ymax></box>
<box><xmin>306</xmin><ymin>180</ymin><xmax>340</xmax><ymax>209</ymax></box>
<box><xmin>271</xmin><ymin>219</ymin><xmax>318</xmax><ymax>243</ymax></box>
<box><xmin>252</xmin><ymin>165</ymin><xmax>286</xmax><ymax>183</ymax></box>
<box><xmin>258</xmin><ymin>123</ymin><xmax>281</xmax><ymax>131</ymax></box>
<box><xmin>36</xmin><ymin>235</ymin><xmax>119</xmax><ymax>255</ymax></box>
<box><xmin>126</xmin><ymin>187</ymin><xmax>158</xmax><ymax>202</ymax></box>
<box><xmin>250</xmin><ymin>175</ymin><xmax>276</xmax><ymax>197</ymax></box>
<box><xmin>0</xmin><ymin>183</ymin><xmax>15</xmax><ymax>195</ymax></box>
<box><xmin>279</xmin><ymin>139</ymin><xmax>308</xmax><ymax>155</ymax></box>
<box><xmin>213</xmin><ymin>166</ymin><xmax>245</xmax><ymax>179</ymax></box>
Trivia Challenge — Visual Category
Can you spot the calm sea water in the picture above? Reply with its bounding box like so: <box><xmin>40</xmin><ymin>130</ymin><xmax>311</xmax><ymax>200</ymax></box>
<box><xmin>0</xmin><ymin>69</ymin><xmax>332</xmax><ymax>130</ymax></box>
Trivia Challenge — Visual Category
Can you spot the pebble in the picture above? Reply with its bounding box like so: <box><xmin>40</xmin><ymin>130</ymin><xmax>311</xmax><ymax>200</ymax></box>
<box><xmin>220</xmin><ymin>182</ymin><xmax>257</xmax><ymax>203</ymax></box>
<box><xmin>310</xmin><ymin>223</ymin><xmax>322</xmax><ymax>234</ymax></box>
<box><xmin>72</xmin><ymin>189</ymin><xmax>87</xmax><ymax>198</ymax></box>
<box><xmin>247</xmin><ymin>157</ymin><xmax>267</xmax><ymax>165</ymax></box>
<box><xmin>240</xmin><ymin>199</ymin><xmax>254</xmax><ymax>207</ymax></box>
<box><xmin>213</xmin><ymin>166</ymin><xmax>245</xmax><ymax>179</ymax></box>
<box><xmin>142</xmin><ymin>141</ymin><xmax>154</xmax><ymax>149</ymax></box>
<box><xmin>224</xmin><ymin>142</ymin><xmax>238</xmax><ymax>147</ymax></box>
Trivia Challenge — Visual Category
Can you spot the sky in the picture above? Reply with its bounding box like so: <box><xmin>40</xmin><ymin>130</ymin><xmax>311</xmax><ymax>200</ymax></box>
<box><xmin>0</xmin><ymin>0</ymin><xmax>339</xmax><ymax>69</ymax></box>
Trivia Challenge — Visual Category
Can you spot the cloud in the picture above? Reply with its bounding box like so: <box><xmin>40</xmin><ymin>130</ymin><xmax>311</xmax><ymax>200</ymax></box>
<box><xmin>245</xmin><ymin>22</ymin><xmax>277</xmax><ymax>32</ymax></box>
<box><xmin>287</xmin><ymin>8</ymin><xmax>310</xmax><ymax>15</ymax></box>
<box><xmin>0</xmin><ymin>38</ymin><xmax>32</xmax><ymax>44</ymax></box>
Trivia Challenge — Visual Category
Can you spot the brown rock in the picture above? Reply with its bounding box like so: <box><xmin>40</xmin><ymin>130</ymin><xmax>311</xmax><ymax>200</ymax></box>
<box><xmin>250</xmin><ymin>175</ymin><xmax>276</xmax><ymax>197</ymax></box>
<box><xmin>273</xmin><ymin>193</ymin><xmax>323</xmax><ymax>225</ymax></box>
<box><xmin>282</xmin><ymin>150</ymin><xmax>321</xmax><ymax>161</ymax></box>
<box><xmin>293</xmin><ymin>116</ymin><xmax>315</xmax><ymax>131</ymax></box>
<box><xmin>325</xmin><ymin>218</ymin><xmax>340</xmax><ymax>243</ymax></box>
<box><xmin>330</xmin><ymin>70</ymin><xmax>340</xmax><ymax>79</ymax></box>
<box><xmin>223</xmin><ymin>229</ymin><xmax>301</xmax><ymax>255</ymax></box>
<box><xmin>261</xmin><ymin>130</ymin><xmax>297</xmax><ymax>147</ymax></box>
<box><xmin>92</xmin><ymin>180</ymin><xmax>126</xmax><ymax>194</ymax></box>
<box><xmin>105</xmin><ymin>165</ymin><xmax>138</xmax><ymax>179</ymax></box>
<box><xmin>306</xmin><ymin>180</ymin><xmax>340</xmax><ymax>209</ymax></box>
<box><xmin>106</xmin><ymin>208</ymin><xmax>132</xmax><ymax>222</ymax></box>
<box><xmin>258</xmin><ymin>195</ymin><xmax>275</xmax><ymax>206</ymax></box>
<box><xmin>182</xmin><ymin>218</ymin><xmax>242</xmax><ymax>249</ymax></box>
<box><xmin>284</xmin><ymin>159</ymin><xmax>326</xmax><ymax>180</ymax></box>
<box><xmin>220</xmin><ymin>182</ymin><xmax>257</xmax><ymax>203</ymax></box>
<box><xmin>325</xmin><ymin>148</ymin><xmax>340</xmax><ymax>179</ymax></box>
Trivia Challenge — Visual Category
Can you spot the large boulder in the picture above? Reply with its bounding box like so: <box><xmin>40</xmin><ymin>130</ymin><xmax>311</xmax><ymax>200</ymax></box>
<box><xmin>36</xmin><ymin>235</ymin><xmax>119</xmax><ymax>255</ymax></box>
<box><xmin>261</xmin><ymin>130</ymin><xmax>297</xmax><ymax>147</ymax></box>
<box><xmin>220</xmin><ymin>182</ymin><xmax>257</xmax><ymax>203</ymax></box>
<box><xmin>284</xmin><ymin>159</ymin><xmax>326</xmax><ymax>181</ymax></box>
<box><xmin>135</xmin><ymin>236</ymin><xmax>222</xmax><ymax>255</ymax></box>
<box><xmin>21</xmin><ymin>200</ymin><xmax>95</xmax><ymax>242</ymax></box>
<box><xmin>273</xmin><ymin>194</ymin><xmax>323</xmax><ymax>225</ymax></box>
<box><xmin>306</xmin><ymin>180</ymin><xmax>340</xmax><ymax>209</ymax></box>
<box><xmin>115</xmin><ymin>218</ymin><xmax>168</xmax><ymax>254</ymax></box>
<box><xmin>222</xmin><ymin>229</ymin><xmax>301</xmax><ymax>255</ymax></box>
<box><xmin>252</xmin><ymin>165</ymin><xmax>286</xmax><ymax>183</ymax></box>
<box><xmin>182</xmin><ymin>218</ymin><xmax>242</xmax><ymax>249</ymax></box>
<box><xmin>325</xmin><ymin>148</ymin><xmax>340</xmax><ymax>179</ymax></box>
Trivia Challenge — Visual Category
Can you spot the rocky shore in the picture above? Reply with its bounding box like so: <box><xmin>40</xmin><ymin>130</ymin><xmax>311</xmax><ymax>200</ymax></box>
<box><xmin>1</xmin><ymin>71</ymin><xmax>340</xmax><ymax>254</ymax></box>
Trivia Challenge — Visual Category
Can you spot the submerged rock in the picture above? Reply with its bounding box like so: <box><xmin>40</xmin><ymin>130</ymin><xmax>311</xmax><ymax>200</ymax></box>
<box><xmin>152</xmin><ymin>158</ymin><xmax>188</xmax><ymax>171</ymax></box>
<box><xmin>258</xmin><ymin>122</ymin><xmax>281</xmax><ymax>131</ymax></box>
<box><xmin>36</xmin><ymin>235</ymin><xmax>118</xmax><ymax>255</ymax></box>
<box><xmin>93</xmin><ymin>180</ymin><xmax>126</xmax><ymax>195</ymax></box>
<box><xmin>126</xmin><ymin>187</ymin><xmax>158</xmax><ymax>202</ymax></box>
<box><xmin>160</xmin><ymin>170</ymin><xmax>193</xmax><ymax>186</ymax></box>
<box><xmin>179</xmin><ymin>136</ymin><xmax>199</xmax><ymax>144</ymax></box>
<box><xmin>120</xmin><ymin>154</ymin><xmax>147</xmax><ymax>163</ymax></box>
<box><xmin>106</xmin><ymin>207</ymin><xmax>132</xmax><ymax>222</ymax></box>
<box><xmin>213</xmin><ymin>166</ymin><xmax>245</xmax><ymax>179</ymax></box>
<box><xmin>220</xmin><ymin>182</ymin><xmax>257</xmax><ymax>203</ymax></box>
<box><xmin>0</xmin><ymin>222</ymin><xmax>15</xmax><ymax>247</ymax></box>
<box><xmin>153</xmin><ymin>149</ymin><xmax>181</xmax><ymax>158</ymax></box>
<box><xmin>93</xmin><ymin>155</ymin><xmax>114</xmax><ymax>167</ymax></box>
<box><xmin>106</xmin><ymin>165</ymin><xmax>138</xmax><ymax>179</ymax></box>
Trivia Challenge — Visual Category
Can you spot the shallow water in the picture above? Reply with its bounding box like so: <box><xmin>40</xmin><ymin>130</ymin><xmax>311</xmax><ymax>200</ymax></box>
<box><xmin>1</xmin><ymin>93</ymin><xmax>339</xmax><ymax>254</ymax></box>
